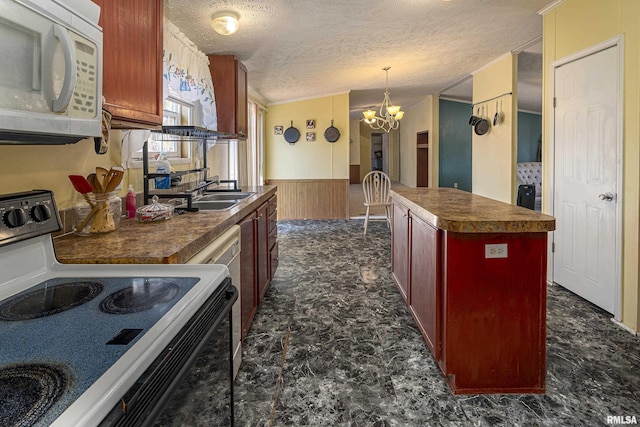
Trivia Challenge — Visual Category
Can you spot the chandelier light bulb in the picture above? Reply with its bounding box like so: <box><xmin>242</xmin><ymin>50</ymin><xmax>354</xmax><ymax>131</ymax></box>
<box><xmin>363</xmin><ymin>109</ymin><xmax>376</xmax><ymax>121</ymax></box>
<box><xmin>387</xmin><ymin>105</ymin><xmax>400</xmax><ymax>116</ymax></box>
<box><xmin>211</xmin><ymin>11</ymin><xmax>240</xmax><ymax>35</ymax></box>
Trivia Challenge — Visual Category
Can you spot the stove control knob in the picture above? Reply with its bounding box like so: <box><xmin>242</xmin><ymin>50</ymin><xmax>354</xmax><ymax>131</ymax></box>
<box><xmin>4</xmin><ymin>208</ymin><xmax>27</xmax><ymax>228</ymax></box>
<box><xmin>30</xmin><ymin>204</ymin><xmax>51</xmax><ymax>222</ymax></box>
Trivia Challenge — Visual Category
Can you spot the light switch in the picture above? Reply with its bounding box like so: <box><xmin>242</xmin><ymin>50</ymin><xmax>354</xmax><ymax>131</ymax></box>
<box><xmin>485</xmin><ymin>243</ymin><xmax>508</xmax><ymax>258</ymax></box>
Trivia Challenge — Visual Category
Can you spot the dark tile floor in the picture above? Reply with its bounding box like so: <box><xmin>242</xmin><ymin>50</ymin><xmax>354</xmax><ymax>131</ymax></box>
<box><xmin>163</xmin><ymin>220</ymin><xmax>640</xmax><ymax>426</ymax></box>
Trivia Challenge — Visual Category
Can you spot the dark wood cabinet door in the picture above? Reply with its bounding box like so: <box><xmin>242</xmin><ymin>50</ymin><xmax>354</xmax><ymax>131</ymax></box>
<box><xmin>93</xmin><ymin>0</ymin><xmax>163</xmax><ymax>128</ymax></box>
<box><xmin>208</xmin><ymin>55</ymin><xmax>248</xmax><ymax>137</ymax></box>
<box><xmin>256</xmin><ymin>202</ymin><xmax>269</xmax><ymax>302</ymax></box>
<box><xmin>239</xmin><ymin>213</ymin><xmax>257</xmax><ymax>339</ymax></box>
<box><xmin>392</xmin><ymin>202</ymin><xmax>410</xmax><ymax>302</ymax></box>
<box><xmin>410</xmin><ymin>214</ymin><xmax>441</xmax><ymax>360</ymax></box>
<box><xmin>236</xmin><ymin>61</ymin><xmax>248</xmax><ymax>137</ymax></box>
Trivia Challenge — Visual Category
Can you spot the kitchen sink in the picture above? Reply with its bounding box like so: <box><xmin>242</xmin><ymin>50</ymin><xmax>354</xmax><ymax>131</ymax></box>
<box><xmin>198</xmin><ymin>192</ymin><xmax>255</xmax><ymax>202</ymax></box>
<box><xmin>179</xmin><ymin>200</ymin><xmax>238</xmax><ymax>211</ymax></box>
<box><xmin>176</xmin><ymin>192</ymin><xmax>255</xmax><ymax>211</ymax></box>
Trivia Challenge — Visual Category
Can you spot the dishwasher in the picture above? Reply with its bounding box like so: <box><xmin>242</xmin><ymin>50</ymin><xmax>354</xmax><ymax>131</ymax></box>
<box><xmin>188</xmin><ymin>225</ymin><xmax>242</xmax><ymax>378</ymax></box>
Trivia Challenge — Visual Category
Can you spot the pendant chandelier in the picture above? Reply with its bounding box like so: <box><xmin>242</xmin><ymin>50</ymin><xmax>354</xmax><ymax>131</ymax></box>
<box><xmin>362</xmin><ymin>67</ymin><xmax>404</xmax><ymax>133</ymax></box>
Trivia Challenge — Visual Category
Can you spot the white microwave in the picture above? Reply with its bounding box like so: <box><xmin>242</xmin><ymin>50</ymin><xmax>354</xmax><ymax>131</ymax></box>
<box><xmin>0</xmin><ymin>0</ymin><xmax>102</xmax><ymax>144</ymax></box>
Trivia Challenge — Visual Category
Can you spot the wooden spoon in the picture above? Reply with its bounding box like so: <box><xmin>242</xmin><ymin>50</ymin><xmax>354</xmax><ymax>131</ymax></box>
<box><xmin>86</xmin><ymin>173</ymin><xmax>101</xmax><ymax>193</ymax></box>
<box><xmin>96</xmin><ymin>167</ymin><xmax>109</xmax><ymax>193</ymax></box>
<box><xmin>104</xmin><ymin>168</ymin><xmax>124</xmax><ymax>193</ymax></box>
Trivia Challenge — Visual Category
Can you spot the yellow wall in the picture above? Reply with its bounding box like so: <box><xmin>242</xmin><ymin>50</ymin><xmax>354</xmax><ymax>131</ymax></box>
<box><xmin>542</xmin><ymin>0</ymin><xmax>640</xmax><ymax>332</ymax></box>
<box><xmin>471</xmin><ymin>54</ymin><xmax>517</xmax><ymax>203</ymax></box>
<box><xmin>265</xmin><ymin>94</ymin><xmax>350</xmax><ymax>180</ymax></box>
<box><xmin>398</xmin><ymin>96</ymin><xmax>438</xmax><ymax>187</ymax></box>
<box><xmin>0</xmin><ymin>131</ymin><xmax>208</xmax><ymax>220</ymax></box>
<box><xmin>0</xmin><ymin>138</ymin><xmax>122</xmax><ymax>210</ymax></box>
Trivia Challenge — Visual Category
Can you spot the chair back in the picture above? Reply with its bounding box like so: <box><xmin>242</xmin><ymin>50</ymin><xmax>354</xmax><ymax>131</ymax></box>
<box><xmin>362</xmin><ymin>171</ymin><xmax>391</xmax><ymax>204</ymax></box>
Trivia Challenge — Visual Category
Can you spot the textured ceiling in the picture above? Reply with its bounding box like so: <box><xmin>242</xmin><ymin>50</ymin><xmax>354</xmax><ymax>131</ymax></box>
<box><xmin>164</xmin><ymin>0</ymin><xmax>550</xmax><ymax>117</ymax></box>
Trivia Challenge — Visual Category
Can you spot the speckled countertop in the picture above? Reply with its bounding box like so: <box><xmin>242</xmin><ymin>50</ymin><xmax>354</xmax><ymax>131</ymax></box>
<box><xmin>390</xmin><ymin>187</ymin><xmax>555</xmax><ymax>233</ymax></box>
<box><xmin>53</xmin><ymin>186</ymin><xmax>277</xmax><ymax>264</ymax></box>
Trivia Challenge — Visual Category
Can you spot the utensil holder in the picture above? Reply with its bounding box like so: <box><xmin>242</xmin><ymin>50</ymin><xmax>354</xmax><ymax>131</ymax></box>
<box><xmin>73</xmin><ymin>191</ymin><xmax>122</xmax><ymax>235</ymax></box>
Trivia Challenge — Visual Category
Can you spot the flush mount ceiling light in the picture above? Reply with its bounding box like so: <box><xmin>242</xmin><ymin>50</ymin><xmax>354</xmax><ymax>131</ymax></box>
<box><xmin>362</xmin><ymin>66</ymin><xmax>404</xmax><ymax>133</ymax></box>
<box><xmin>211</xmin><ymin>11</ymin><xmax>240</xmax><ymax>35</ymax></box>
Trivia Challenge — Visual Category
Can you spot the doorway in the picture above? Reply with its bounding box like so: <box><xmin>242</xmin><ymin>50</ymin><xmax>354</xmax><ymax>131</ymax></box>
<box><xmin>551</xmin><ymin>39</ymin><xmax>622</xmax><ymax>316</ymax></box>
<box><xmin>417</xmin><ymin>131</ymin><xmax>429</xmax><ymax>187</ymax></box>
<box><xmin>370</xmin><ymin>133</ymin><xmax>389</xmax><ymax>174</ymax></box>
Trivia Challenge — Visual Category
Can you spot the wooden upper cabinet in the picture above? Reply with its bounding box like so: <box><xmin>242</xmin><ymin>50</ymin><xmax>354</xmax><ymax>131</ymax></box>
<box><xmin>93</xmin><ymin>0</ymin><xmax>163</xmax><ymax>128</ymax></box>
<box><xmin>207</xmin><ymin>55</ymin><xmax>248</xmax><ymax>138</ymax></box>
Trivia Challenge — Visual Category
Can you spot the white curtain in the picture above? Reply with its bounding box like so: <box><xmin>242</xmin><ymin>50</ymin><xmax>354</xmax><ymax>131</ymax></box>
<box><xmin>163</xmin><ymin>19</ymin><xmax>217</xmax><ymax>130</ymax></box>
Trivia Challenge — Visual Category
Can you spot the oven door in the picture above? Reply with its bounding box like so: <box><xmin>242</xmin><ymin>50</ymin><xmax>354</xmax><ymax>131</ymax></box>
<box><xmin>99</xmin><ymin>278</ymin><xmax>237</xmax><ymax>427</ymax></box>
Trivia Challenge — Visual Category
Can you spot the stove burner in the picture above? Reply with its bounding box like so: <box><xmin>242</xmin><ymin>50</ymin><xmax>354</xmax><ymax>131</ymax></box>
<box><xmin>0</xmin><ymin>363</ymin><xmax>68</xmax><ymax>427</ymax></box>
<box><xmin>100</xmin><ymin>279</ymin><xmax>180</xmax><ymax>314</ymax></box>
<box><xmin>0</xmin><ymin>281</ymin><xmax>103</xmax><ymax>321</ymax></box>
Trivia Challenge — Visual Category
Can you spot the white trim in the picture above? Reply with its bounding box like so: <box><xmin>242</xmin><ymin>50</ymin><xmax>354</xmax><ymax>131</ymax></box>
<box><xmin>438</xmin><ymin>74</ymin><xmax>472</xmax><ymax>95</ymax></box>
<box><xmin>538</xmin><ymin>0</ymin><xmax>567</xmax><ymax>16</ymax></box>
<box><xmin>511</xmin><ymin>36</ymin><xmax>543</xmax><ymax>54</ymax></box>
<box><xmin>267</xmin><ymin>91</ymin><xmax>350</xmax><ymax>106</ymax></box>
<box><xmin>548</xmin><ymin>35</ymin><xmax>624</xmax><ymax>321</ymax></box>
<box><xmin>611</xmin><ymin>318</ymin><xmax>638</xmax><ymax>336</ymax></box>
<box><xmin>439</xmin><ymin>97</ymin><xmax>472</xmax><ymax>105</ymax></box>
<box><xmin>248</xmin><ymin>87</ymin><xmax>268</xmax><ymax>109</ymax></box>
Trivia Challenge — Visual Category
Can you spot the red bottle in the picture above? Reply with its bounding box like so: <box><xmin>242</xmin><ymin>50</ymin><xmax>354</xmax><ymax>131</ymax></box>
<box><xmin>126</xmin><ymin>185</ymin><xmax>136</xmax><ymax>219</ymax></box>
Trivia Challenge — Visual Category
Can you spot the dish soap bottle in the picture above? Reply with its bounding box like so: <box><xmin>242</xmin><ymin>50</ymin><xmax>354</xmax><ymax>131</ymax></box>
<box><xmin>126</xmin><ymin>185</ymin><xmax>137</xmax><ymax>218</ymax></box>
<box><xmin>154</xmin><ymin>154</ymin><xmax>171</xmax><ymax>189</ymax></box>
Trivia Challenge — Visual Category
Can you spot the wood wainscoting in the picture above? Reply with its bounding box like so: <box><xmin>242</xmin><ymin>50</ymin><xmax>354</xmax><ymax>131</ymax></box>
<box><xmin>265</xmin><ymin>179</ymin><xmax>349</xmax><ymax>220</ymax></box>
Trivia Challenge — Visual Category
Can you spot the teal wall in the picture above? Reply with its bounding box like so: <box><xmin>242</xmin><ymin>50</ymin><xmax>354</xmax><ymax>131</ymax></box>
<box><xmin>517</xmin><ymin>112</ymin><xmax>542</xmax><ymax>162</ymax></box>
<box><xmin>439</xmin><ymin>99</ymin><xmax>472</xmax><ymax>191</ymax></box>
<box><xmin>438</xmin><ymin>101</ymin><xmax>542</xmax><ymax>191</ymax></box>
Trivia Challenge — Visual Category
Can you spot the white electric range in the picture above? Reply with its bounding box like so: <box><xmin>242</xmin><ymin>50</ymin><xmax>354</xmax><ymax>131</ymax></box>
<box><xmin>0</xmin><ymin>190</ymin><xmax>236</xmax><ymax>426</ymax></box>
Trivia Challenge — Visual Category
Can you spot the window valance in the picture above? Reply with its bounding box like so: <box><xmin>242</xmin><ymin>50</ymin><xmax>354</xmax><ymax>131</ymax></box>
<box><xmin>163</xmin><ymin>19</ymin><xmax>217</xmax><ymax>130</ymax></box>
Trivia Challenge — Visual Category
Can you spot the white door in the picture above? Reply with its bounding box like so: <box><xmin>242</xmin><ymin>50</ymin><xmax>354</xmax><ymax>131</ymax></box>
<box><xmin>553</xmin><ymin>45</ymin><xmax>619</xmax><ymax>314</ymax></box>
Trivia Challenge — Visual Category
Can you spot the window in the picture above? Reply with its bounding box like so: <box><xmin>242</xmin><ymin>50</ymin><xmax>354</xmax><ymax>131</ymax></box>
<box><xmin>247</xmin><ymin>99</ymin><xmax>266</xmax><ymax>186</ymax></box>
<box><xmin>131</xmin><ymin>98</ymin><xmax>193</xmax><ymax>160</ymax></box>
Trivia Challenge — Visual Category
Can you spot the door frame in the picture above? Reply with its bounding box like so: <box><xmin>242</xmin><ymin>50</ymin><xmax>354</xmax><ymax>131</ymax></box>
<box><xmin>548</xmin><ymin>35</ymin><xmax>624</xmax><ymax>320</ymax></box>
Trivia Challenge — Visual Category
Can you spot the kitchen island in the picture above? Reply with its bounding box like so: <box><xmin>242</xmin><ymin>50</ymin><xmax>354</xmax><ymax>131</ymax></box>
<box><xmin>390</xmin><ymin>188</ymin><xmax>555</xmax><ymax>394</ymax></box>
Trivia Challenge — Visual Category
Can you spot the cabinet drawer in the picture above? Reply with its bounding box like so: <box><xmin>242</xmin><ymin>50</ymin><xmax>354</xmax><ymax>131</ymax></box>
<box><xmin>270</xmin><ymin>241</ymin><xmax>278</xmax><ymax>280</ymax></box>
<box><xmin>269</xmin><ymin>210</ymin><xmax>277</xmax><ymax>233</ymax></box>
<box><xmin>268</xmin><ymin>195</ymin><xmax>277</xmax><ymax>216</ymax></box>
<box><xmin>269</xmin><ymin>225</ymin><xmax>277</xmax><ymax>250</ymax></box>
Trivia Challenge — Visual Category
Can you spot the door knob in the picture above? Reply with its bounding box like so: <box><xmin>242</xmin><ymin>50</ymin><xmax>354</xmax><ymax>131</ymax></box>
<box><xmin>598</xmin><ymin>192</ymin><xmax>615</xmax><ymax>202</ymax></box>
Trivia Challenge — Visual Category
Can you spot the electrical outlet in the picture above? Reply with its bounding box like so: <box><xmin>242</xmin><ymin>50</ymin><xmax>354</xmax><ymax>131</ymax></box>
<box><xmin>485</xmin><ymin>243</ymin><xmax>508</xmax><ymax>258</ymax></box>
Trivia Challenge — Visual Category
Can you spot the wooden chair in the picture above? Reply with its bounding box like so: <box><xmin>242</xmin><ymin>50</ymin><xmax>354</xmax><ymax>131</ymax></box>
<box><xmin>362</xmin><ymin>171</ymin><xmax>391</xmax><ymax>235</ymax></box>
